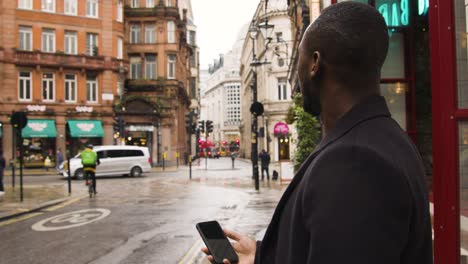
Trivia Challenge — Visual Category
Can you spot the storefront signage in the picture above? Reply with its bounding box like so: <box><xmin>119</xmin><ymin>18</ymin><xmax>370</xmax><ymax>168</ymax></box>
<box><xmin>418</xmin><ymin>0</ymin><xmax>429</xmax><ymax>16</ymax></box>
<box><xmin>75</xmin><ymin>106</ymin><xmax>93</xmax><ymax>113</ymax></box>
<box><xmin>76</xmin><ymin>123</ymin><xmax>95</xmax><ymax>132</ymax></box>
<box><xmin>28</xmin><ymin>122</ymin><xmax>48</xmax><ymax>132</ymax></box>
<box><xmin>27</xmin><ymin>105</ymin><xmax>46</xmax><ymax>112</ymax></box>
<box><xmin>274</xmin><ymin>122</ymin><xmax>289</xmax><ymax>136</ymax></box>
<box><xmin>376</xmin><ymin>0</ymin><xmax>409</xmax><ymax>27</ymax></box>
<box><xmin>127</xmin><ymin>125</ymin><xmax>154</xmax><ymax>132</ymax></box>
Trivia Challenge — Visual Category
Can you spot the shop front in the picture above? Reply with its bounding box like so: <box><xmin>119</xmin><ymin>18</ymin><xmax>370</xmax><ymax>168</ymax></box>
<box><xmin>66</xmin><ymin>120</ymin><xmax>104</xmax><ymax>156</ymax></box>
<box><xmin>273</xmin><ymin>122</ymin><xmax>291</xmax><ymax>161</ymax></box>
<box><xmin>21</xmin><ymin>119</ymin><xmax>57</xmax><ymax>168</ymax></box>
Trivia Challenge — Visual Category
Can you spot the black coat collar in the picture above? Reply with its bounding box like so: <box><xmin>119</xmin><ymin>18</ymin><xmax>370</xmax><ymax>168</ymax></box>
<box><xmin>260</xmin><ymin>95</ymin><xmax>391</xmax><ymax>249</ymax></box>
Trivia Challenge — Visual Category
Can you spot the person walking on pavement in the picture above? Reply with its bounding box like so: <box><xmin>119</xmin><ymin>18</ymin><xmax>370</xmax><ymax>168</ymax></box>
<box><xmin>202</xmin><ymin>2</ymin><xmax>433</xmax><ymax>264</ymax></box>
<box><xmin>0</xmin><ymin>151</ymin><xmax>5</xmax><ymax>195</ymax></box>
<box><xmin>56</xmin><ymin>148</ymin><xmax>64</xmax><ymax>170</ymax></box>
<box><xmin>259</xmin><ymin>150</ymin><xmax>270</xmax><ymax>181</ymax></box>
<box><xmin>80</xmin><ymin>144</ymin><xmax>100</xmax><ymax>194</ymax></box>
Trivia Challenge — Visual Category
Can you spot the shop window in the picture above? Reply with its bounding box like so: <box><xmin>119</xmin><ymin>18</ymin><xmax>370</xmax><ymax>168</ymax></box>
<box><xmin>86</xmin><ymin>75</ymin><xmax>98</xmax><ymax>103</ymax></box>
<box><xmin>64</xmin><ymin>0</ymin><xmax>77</xmax><ymax>15</ymax></box>
<box><xmin>19</xmin><ymin>26</ymin><xmax>32</xmax><ymax>51</ymax></box>
<box><xmin>86</xmin><ymin>0</ymin><xmax>98</xmax><ymax>18</ymax></box>
<box><xmin>86</xmin><ymin>33</ymin><xmax>98</xmax><ymax>56</ymax></box>
<box><xmin>64</xmin><ymin>31</ymin><xmax>77</xmax><ymax>55</ymax></box>
<box><xmin>130</xmin><ymin>25</ymin><xmax>141</xmax><ymax>44</ymax></box>
<box><xmin>18</xmin><ymin>0</ymin><xmax>33</xmax><ymax>9</ymax></box>
<box><xmin>380</xmin><ymin>83</ymin><xmax>407</xmax><ymax>130</ymax></box>
<box><xmin>130</xmin><ymin>57</ymin><xmax>142</xmax><ymax>79</ymax></box>
<box><xmin>145</xmin><ymin>55</ymin><xmax>157</xmax><ymax>79</ymax></box>
<box><xmin>41</xmin><ymin>0</ymin><xmax>55</xmax><ymax>12</ymax></box>
<box><xmin>167</xmin><ymin>54</ymin><xmax>176</xmax><ymax>79</ymax></box>
<box><xmin>18</xmin><ymin>71</ymin><xmax>32</xmax><ymax>101</ymax></box>
<box><xmin>42</xmin><ymin>73</ymin><xmax>55</xmax><ymax>102</ymax></box>
<box><xmin>381</xmin><ymin>32</ymin><xmax>405</xmax><ymax>79</ymax></box>
<box><xmin>64</xmin><ymin>74</ymin><xmax>77</xmax><ymax>102</ymax></box>
<box><xmin>117</xmin><ymin>0</ymin><xmax>123</xmax><ymax>22</ymax></box>
<box><xmin>42</xmin><ymin>29</ymin><xmax>55</xmax><ymax>53</ymax></box>
<box><xmin>167</xmin><ymin>21</ymin><xmax>175</xmax><ymax>43</ymax></box>
<box><xmin>278</xmin><ymin>136</ymin><xmax>290</xmax><ymax>160</ymax></box>
<box><xmin>145</xmin><ymin>25</ymin><xmax>156</xmax><ymax>44</ymax></box>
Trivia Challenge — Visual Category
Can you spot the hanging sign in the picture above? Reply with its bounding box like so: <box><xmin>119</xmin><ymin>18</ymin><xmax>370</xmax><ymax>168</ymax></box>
<box><xmin>274</xmin><ymin>122</ymin><xmax>289</xmax><ymax>136</ymax></box>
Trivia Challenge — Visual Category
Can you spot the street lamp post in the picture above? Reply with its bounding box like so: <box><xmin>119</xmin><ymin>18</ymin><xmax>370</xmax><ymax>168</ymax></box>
<box><xmin>249</xmin><ymin>17</ymin><xmax>274</xmax><ymax>191</ymax></box>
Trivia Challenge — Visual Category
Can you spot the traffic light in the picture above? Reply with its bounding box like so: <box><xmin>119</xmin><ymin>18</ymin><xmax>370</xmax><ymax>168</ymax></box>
<box><xmin>199</xmin><ymin>120</ymin><xmax>205</xmax><ymax>133</ymax></box>
<box><xmin>114</xmin><ymin>116</ymin><xmax>125</xmax><ymax>136</ymax></box>
<box><xmin>206</xmin><ymin>120</ymin><xmax>213</xmax><ymax>133</ymax></box>
<box><xmin>185</xmin><ymin>112</ymin><xmax>192</xmax><ymax>131</ymax></box>
<box><xmin>191</xmin><ymin>123</ymin><xmax>197</xmax><ymax>134</ymax></box>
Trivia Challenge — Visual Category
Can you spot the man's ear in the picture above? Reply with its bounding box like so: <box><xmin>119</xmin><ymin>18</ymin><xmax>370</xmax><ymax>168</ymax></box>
<box><xmin>310</xmin><ymin>51</ymin><xmax>321</xmax><ymax>79</ymax></box>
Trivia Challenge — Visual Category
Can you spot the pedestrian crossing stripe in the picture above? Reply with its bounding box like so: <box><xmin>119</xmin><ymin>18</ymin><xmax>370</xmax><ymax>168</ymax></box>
<box><xmin>178</xmin><ymin>239</ymin><xmax>204</xmax><ymax>264</ymax></box>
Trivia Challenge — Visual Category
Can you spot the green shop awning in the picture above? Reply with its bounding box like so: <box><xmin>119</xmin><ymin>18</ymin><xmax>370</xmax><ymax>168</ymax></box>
<box><xmin>22</xmin><ymin>119</ymin><xmax>57</xmax><ymax>138</ymax></box>
<box><xmin>68</xmin><ymin>120</ymin><xmax>104</xmax><ymax>138</ymax></box>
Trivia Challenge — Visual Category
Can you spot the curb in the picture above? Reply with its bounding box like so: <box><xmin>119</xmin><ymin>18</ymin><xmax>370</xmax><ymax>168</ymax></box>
<box><xmin>0</xmin><ymin>195</ymin><xmax>80</xmax><ymax>223</ymax></box>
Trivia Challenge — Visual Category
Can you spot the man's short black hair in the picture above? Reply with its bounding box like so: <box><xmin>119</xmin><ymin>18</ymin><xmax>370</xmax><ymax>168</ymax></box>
<box><xmin>304</xmin><ymin>2</ymin><xmax>389</xmax><ymax>78</ymax></box>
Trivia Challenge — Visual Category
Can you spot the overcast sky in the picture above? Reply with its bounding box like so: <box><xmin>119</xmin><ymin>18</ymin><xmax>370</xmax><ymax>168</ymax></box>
<box><xmin>192</xmin><ymin>0</ymin><xmax>260</xmax><ymax>69</ymax></box>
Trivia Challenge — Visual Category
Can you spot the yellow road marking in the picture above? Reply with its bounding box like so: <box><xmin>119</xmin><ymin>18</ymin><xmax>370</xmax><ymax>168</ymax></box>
<box><xmin>178</xmin><ymin>239</ymin><xmax>204</xmax><ymax>264</ymax></box>
<box><xmin>0</xmin><ymin>213</ymin><xmax>44</xmax><ymax>227</ymax></box>
<box><xmin>44</xmin><ymin>196</ymin><xmax>87</xmax><ymax>212</ymax></box>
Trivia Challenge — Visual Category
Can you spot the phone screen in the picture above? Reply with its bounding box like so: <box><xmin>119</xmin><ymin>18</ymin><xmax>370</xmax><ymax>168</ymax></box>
<box><xmin>196</xmin><ymin>221</ymin><xmax>238</xmax><ymax>263</ymax></box>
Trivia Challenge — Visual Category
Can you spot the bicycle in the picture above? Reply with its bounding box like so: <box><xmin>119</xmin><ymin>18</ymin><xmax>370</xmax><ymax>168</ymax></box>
<box><xmin>85</xmin><ymin>170</ymin><xmax>96</xmax><ymax>198</ymax></box>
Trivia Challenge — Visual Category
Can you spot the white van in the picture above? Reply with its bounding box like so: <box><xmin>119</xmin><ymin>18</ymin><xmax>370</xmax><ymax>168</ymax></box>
<box><xmin>61</xmin><ymin>145</ymin><xmax>152</xmax><ymax>179</ymax></box>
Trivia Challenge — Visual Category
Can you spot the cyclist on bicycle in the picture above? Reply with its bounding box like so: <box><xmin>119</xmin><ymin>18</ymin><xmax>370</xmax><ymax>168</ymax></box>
<box><xmin>80</xmin><ymin>144</ymin><xmax>100</xmax><ymax>194</ymax></box>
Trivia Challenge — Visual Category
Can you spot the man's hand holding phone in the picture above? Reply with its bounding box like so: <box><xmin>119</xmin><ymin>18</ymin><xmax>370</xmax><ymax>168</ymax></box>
<box><xmin>197</xmin><ymin>221</ymin><xmax>256</xmax><ymax>264</ymax></box>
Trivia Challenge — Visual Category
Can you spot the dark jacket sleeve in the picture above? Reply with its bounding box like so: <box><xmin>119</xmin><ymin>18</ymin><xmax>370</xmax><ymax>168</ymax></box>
<box><xmin>254</xmin><ymin>241</ymin><xmax>262</xmax><ymax>264</ymax></box>
<box><xmin>301</xmin><ymin>144</ymin><xmax>412</xmax><ymax>264</ymax></box>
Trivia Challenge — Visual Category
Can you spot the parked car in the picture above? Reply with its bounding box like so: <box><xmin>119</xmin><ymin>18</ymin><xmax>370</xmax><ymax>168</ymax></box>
<box><xmin>61</xmin><ymin>145</ymin><xmax>152</xmax><ymax>179</ymax></box>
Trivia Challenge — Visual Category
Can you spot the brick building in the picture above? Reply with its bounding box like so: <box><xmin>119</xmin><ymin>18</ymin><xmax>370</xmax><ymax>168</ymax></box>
<box><xmin>0</xmin><ymin>0</ymin><xmax>194</xmax><ymax>167</ymax></box>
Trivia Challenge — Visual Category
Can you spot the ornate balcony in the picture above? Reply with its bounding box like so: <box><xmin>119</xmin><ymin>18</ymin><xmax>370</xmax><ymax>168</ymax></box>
<box><xmin>125</xmin><ymin>78</ymin><xmax>182</xmax><ymax>92</ymax></box>
<box><xmin>124</xmin><ymin>6</ymin><xmax>179</xmax><ymax>18</ymax></box>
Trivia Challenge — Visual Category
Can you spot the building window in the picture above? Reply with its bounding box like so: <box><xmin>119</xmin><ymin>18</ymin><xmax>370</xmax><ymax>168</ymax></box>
<box><xmin>130</xmin><ymin>25</ymin><xmax>141</xmax><ymax>44</ymax></box>
<box><xmin>146</xmin><ymin>0</ymin><xmax>154</xmax><ymax>7</ymax></box>
<box><xmin>277</xmin><ymin>78</ymin><xmax>288</xmax><ymax>101</ymax></box>
<box><xmin>64</xmin><ymin>31</ymin><xmax>77</xmax><ymax>55</ymax></box>
<box><xmin>117</xmin><ymin>37</ymin><xmax>123</xmax><ymax>59</ymax></box>
<box><xmin>167</xmin><ymin>21</ymin><xmax>175</xmax><ymax>43</ymax></box>
<box><xmin>167</xmin><ymin>54</ymin><xmax>176</xmax><ymax>79</ymax></box>
<box><xmin>86</xmin><ymin>0</ymin><xmax>98</xmax><ymax>18</ymax></box>
<box><xmin>190</xmin><ymin>54</ymin><xmax>196</xmax><ymax>68</ymax></box>
<box><xmin>86</xmin><ymin>33</ymin><xmax>98</xmax><ymax>56</ymax></box>
<box><xmin>19</xmin><ymin>26</ymin><xmax>32</xmax><ymax>51</ymax></box>
<box><xmin>42</xmin><ymin>29</ymin><xmax>55</xmax><ymax>53</ymax></box>
<box><xmin>42</xmin><ymin>0</ymin><xmax>55</xmax><ymax>12</ymax></box>
<box><xmin>18</xmin><ymin>72</ymin><xmax>32</xmax><ymax>101</ymax></box>
<box><xmin>117</xmin><ymin>0</ymin><xmax>123</xmax><ymax>22</ymax></box>
<box><xmin>132</xmin><ymin>0</ymin><xmax>139</xmax><ymax>8</ymax></box>
<box><xmin>64</xmin><ymin>0</ymin><xmax>77</xmax><ymax>15</ymax></box>
<box><xmin>18</xmin><ymin>0</ymin><xmax>33</xmax><ymax>9</ymax></box>
<box><xmin>42</xmin><ymin>72</ymin><xmax>54</xmax><ymax>102</ymax></box>
<box><xmin>64</xmin><ymin>74</ymin><xmax>77</xmax><ymax>102</ymax></box>
<box><xmin>145</xmin><ymin>55</ymin><xmax>157</xmax><ymax>79</ymax></box>
<box><xmin>166</xmin><ymin>0</ymin><xmax>171</xmax><ymax>6</ymax></box>
<box><xmin>130</xmin><ymin>57</ymin><xmax>142</xmax><ymax>79</ymax></box>
<box><xmin>145</xmin><ymin>25</ymin><xmax>156</xmax><ymax>44</ymax></box>
<box><xmin>188</xmin><ymin>30</ymin><xmax>196</xmax><ymax>45</ymax></box>
<box><xmin>86</xmin><ymin>75</ymin><xmax>98</xmax><ymax>103</ymax></box>
<box><xmin>276</xmin><ymin>32</ymin><xmax>283</xmax><ymax>42</ymax></box>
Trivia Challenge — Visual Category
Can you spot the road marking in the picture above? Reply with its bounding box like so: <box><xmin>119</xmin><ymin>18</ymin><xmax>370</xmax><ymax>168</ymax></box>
<box><xmin>31</xmin><ymin>208</ymin><xmax>111</xmax><ymax>231</ymax></box>
<box><xmin>178</xmin><ymin>239</ymin><xmax>204</xmax><ymax>264</ymax></box>
<box><xmin>44</xmin><ymin>196</ymin><xmax>86</xmax><ymax>212</ymax></box>
<box><xmin>0</xmin><ymin>213</ymin><xmax>44</xmax><ymax>228</ymax></box>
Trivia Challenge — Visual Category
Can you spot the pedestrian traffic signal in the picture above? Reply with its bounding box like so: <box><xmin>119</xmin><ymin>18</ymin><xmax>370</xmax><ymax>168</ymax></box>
<box><xmin>206</xmin><ymin>120</ymin><xmax>213</xmax><ymax>133</ymax></box>
<box><xmin>191</xmin><ymin>123</ymin><xmax>197</xmax><ymax>134</ymax></box>
<box><xmin>199</xmin><ymin>120</ymin><xmax>205</xmax><ymax>133</ymax></box>
<box><xmin>113</xmin><ymin>116</ymin><xmax>125</xmax><ymax>136</ymax></box>
<box><xmin>185</xmin><ymin>112</ymin><xmax>192</xmax><ymax>131</ymax></box>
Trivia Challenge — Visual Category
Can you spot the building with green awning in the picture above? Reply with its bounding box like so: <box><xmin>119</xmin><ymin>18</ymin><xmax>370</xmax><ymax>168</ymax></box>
<box><xmin>67</xmin><ymin>120</ymin><xmax>104</xmax><ymax>137</ymax></box>
<box><xmin>22</xmin><ymin>119</ymin><xmax>57</xmax><ymax>138</ymax></box>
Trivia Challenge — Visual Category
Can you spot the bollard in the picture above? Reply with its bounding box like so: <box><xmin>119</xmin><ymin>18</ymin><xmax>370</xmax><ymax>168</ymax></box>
<box><xmin>189</xmin><ymin>156</ymin><xmax>192</xmax><ymax>180</ymax></box>
<box><xmin>10</xmin><ymin>161</ymin><xmax>15</xmax><ymax>188</ymax></box>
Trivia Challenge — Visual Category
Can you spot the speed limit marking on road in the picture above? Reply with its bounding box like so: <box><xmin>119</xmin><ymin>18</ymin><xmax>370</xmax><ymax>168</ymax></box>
<box><xmin>32</xmin><ymin>209</ymin><xmax>111</xmax><ymax>231</ymax></box>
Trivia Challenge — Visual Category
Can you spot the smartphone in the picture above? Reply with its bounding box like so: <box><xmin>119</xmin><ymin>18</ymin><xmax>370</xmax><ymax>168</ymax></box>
<box><xmin>196</xmin><ymin>221</ymin><xmax>239</xmax><ymax>264</ymax></box>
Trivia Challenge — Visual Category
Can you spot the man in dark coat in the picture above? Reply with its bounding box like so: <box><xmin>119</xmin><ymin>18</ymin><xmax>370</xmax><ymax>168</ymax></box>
<box><xmin>202</xmin><ymin>2</ymin><xmax>433</xmax><ymax>264</ymax></box>
<box><xmin>259</xmin><ymin>149</ymin><xmax>270</xmax><ymax>181</ymax></box>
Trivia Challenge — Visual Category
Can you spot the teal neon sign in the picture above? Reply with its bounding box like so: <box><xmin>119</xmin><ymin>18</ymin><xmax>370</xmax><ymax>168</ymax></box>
<box><xmin>376</xmin><ymin>0</ymin><xmax>409</xmax><ymax>27</ymax></box>
<box><xmin>418</xmin><ymin>0</ymin><xmax>429</xmax><ymax>15</ymax></box>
